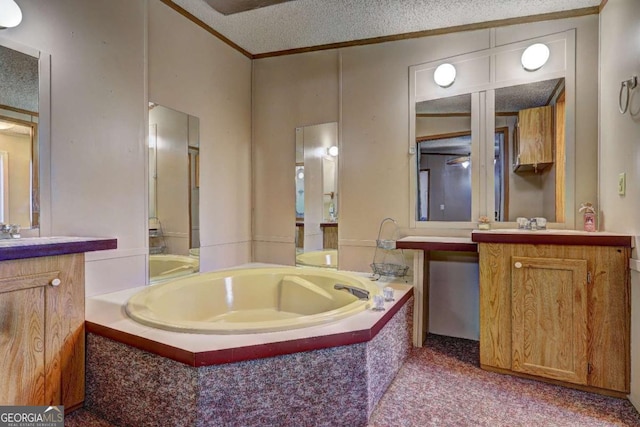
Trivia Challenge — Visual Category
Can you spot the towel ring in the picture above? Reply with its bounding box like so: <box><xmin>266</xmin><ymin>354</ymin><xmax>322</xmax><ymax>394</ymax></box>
<box><xmin>619</xmin><ymin>76</ymin><xmax>637</xmax><ymax>114</ymax></box>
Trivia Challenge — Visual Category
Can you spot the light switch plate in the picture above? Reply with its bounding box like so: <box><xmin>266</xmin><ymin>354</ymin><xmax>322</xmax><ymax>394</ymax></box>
<box><xmin>618</xmin><ymin>173</ymin><xmax>626</xmax><ymax>196</ymax></box>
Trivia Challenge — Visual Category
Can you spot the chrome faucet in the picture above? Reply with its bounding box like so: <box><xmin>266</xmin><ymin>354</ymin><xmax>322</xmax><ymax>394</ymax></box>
<box><xmin>0</xmin><ymin>224</ymin><xmax>20</xmax><ymax>239</ymax></box>
<box><xmin>334</xmin><ymin>283</ymin><xmax>369</xmax><ymax>300</ymax></box>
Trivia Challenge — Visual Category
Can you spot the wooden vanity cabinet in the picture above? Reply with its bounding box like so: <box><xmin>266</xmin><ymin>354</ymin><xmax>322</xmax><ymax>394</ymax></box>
<box><xmin>513</xmin><ymin>105</ymin><xmax>554</xmax><ymax>172</ymax></box>
<box><xmin>479</xmin><ymin>243</ymin><xmax>630</xmax><ymax>395</ymax></box>
<box><xmin>0</xmin><ymin>254</ymin><xmax>85</xmax><ymax>408</ymax></box>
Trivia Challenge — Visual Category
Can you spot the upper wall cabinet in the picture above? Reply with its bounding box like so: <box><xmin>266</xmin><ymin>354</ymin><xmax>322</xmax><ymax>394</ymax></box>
<box><xmin>513</xmin><ymin>105</ymin><xmax>554</xmax><ymax>172</ymax></box>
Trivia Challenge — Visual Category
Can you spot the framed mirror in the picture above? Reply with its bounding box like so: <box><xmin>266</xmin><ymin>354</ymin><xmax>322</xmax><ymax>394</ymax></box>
<box><xmin>294</xmin><ymin>122</ymin><xmax>338</xmax><ymax>269</ymax></box>
<box><xmin>495</xmin><ymin>77</ymin><xmax>565</xmax><ymax>222</ymax></box>
<box><xmin>416</xmin><ymin>93</ymin><xmax>473</xmax><ymax>221</ymax></box>
<box><xmin>148</xmin><ymin>103</ymin><xmax>200</xmax><ymax>283</ymax></box>
<box><xmin>0</xmin><ymin>38</ymin><xmax>50</xmax><ymax>233</ymax></box>
<box><xmin>410</xmin><ymin>30</ymin><xmax>575</xmax><ymax>229</ymax></box>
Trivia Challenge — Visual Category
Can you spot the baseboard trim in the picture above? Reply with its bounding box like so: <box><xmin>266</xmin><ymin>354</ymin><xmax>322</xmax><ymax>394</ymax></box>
<box><xmin>480</xmin><ymin>364</ymin><xmax>629</xmax><ymax>399</ymax></box>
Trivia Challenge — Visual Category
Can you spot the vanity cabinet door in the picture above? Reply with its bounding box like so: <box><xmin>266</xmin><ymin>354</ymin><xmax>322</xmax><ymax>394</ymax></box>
<box><xmin>0</xmin><ymin>284</ymin><xmax>46</xmax><ymax>404</ymax></box>
<box><xmin>0</xmin><ymin>254</ymin><xmax>85</xmax><ymax>408</ymax></box>
<box><xmin>479</xmin><ymin>243</ymin><xmax>630</xmax><ymax>394</ymax></box>
<box><xmin>46</xmin><ymin>254</ymin><xmax>85</xmax><ymax>409</ymax></box>
<box><xmin>587</xmin><ymin>246</ymin><xmax>630</xmax><ymax>393</ymax></box>
<box><xmin>511</xmin><ymin>256</ymin><xmax>588</xmax><ymax>385</ymax></box>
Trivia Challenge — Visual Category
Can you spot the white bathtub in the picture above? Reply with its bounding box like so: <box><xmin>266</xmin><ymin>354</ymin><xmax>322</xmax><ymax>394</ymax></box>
<box><xmin>296</xmin><ymin>249</ymin><xmax>338</xmax><ymax>268</ymax></box>
<box><xmin>126</xmin><ymin>267</ymin><xmax>379</xmax><ymax>334</ymax></box>
<box><xmin>149</xmin><ymin>254</ymin><xmax>199</xmax><ymax>284</ymax></box>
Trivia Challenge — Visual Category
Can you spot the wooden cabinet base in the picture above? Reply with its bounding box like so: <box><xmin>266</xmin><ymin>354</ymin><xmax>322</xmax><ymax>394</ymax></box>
<box><xmin>0</xmin><ymin>254</ymin><xmax>85</xmax><ymax>407</ymax></box>
<box><xmin>479</xmin><ymin>242</ymin><xmax>630</xmax><ymax>395</ymax></box>
<box><xmin>65</xmin><ymin>401</ymin><xmax>84</xmax><ymax>414</ymax></box>
<box><xmin>481</xmin><ymin>364</ymin><xmax>628</xmax><ymax>399</ymax></box>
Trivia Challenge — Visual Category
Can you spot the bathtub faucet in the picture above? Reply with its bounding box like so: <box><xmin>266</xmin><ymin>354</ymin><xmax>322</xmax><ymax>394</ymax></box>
<box><xmin>334</xmin><ymin>283</ymin><xmax>369</xmax><ymax>300</ymax></box>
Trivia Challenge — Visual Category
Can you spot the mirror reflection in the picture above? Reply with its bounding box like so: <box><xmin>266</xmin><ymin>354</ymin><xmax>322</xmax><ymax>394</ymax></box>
<box><xmin>416</xmin><ymin>94</ymin><xmax>472</xmax><ymax>221</ymax></box>
<box><xmin>415</xmin><ymin>78</ymin><xmax>565</xmax><ymax>223</ymax></box>
<box><xmin>148</xmin><ymin>103</ymin><xmax>200</xmax><ymax>283</ymax></box>
<box><xmin>497</xmin><ymin>77</ymin><xmax>565</xmax><ymax>222</ymax></box>
<box><xmin>295</xmin><ymin>122</ymin><xmax>338</xmax><ymax>269</ymax></box>
<box><xmin>0</xmin><ymin>44</ymin><xmax>40</xmax><ymax>230</ymax></box>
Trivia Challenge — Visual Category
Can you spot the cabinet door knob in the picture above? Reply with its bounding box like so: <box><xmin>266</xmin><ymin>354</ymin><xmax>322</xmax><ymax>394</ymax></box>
<box><xmin>51</xmin><ymin>278</ymin><xmax>61</xmax><ymax>287</ymax></box>
<box><xmin>514</xmin><ymin>262</ymin><xmax>523</xmax><ymax>269</ymax></box>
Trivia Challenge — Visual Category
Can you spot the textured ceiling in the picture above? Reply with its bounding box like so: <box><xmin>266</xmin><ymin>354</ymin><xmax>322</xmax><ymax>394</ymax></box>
<box><xmin>174</xmin><ymin>0</ymin><xmax>600</xmax><ymax>55</ymax></box>
<box><xmin>0</xmin><ymin>45</ymin><xmax>38</xmax><ymax>113</ymax></box>
<box><xmin>0</xmin><ymin>120</ymin><xmax>31</xmax><ymax>137</ymax></box>
<box><xmin>203</xmin><ymin>0</ymin><xmax>296</xmax><ymax>15</ymax></box>
<box><xmin>416</xmin><ymin>78</ymin><xmax>563</xmax><ymax>114</ymax></box>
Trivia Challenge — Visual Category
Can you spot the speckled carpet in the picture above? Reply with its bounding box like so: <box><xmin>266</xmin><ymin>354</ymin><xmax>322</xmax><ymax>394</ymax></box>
<box><xmin>369</xmin><ymin>334</ymin><xmax>640</xmax><ymax>427</ymax></box>
<box><xmin>66</xmin><ymin>334</ymin><xmax>640</xmax><ymax>427</ymax></box>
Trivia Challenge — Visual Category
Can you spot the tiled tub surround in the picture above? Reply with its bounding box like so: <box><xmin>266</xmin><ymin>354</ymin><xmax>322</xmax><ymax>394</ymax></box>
<box><xmin>84</xmin><ymin>270</ymin><xmax>413</xmax><ymax>427</ymax></box>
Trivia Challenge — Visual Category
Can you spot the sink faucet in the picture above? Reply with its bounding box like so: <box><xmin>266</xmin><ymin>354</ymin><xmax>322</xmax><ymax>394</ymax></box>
<box><xmin>0</xmin><ymin>224</ymin><xmax>20</xmax><ymax>239</ymax></box>
<box><xmin>334</xmin><ymin>283</ymin><xmax>369</xmax><ymax>300</ymax></box>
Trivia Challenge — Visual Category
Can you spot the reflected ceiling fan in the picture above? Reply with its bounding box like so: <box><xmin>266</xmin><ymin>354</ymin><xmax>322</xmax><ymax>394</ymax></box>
<box><xmin>446</xmin><ymin>156</ymin><xmax>470</xmax><ymax>168</ymax></box>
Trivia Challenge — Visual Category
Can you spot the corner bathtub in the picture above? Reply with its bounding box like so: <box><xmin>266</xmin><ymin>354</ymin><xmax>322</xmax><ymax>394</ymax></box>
<box><xmin>296</xmin><ymin>249</ymin><xmax>338</xmax><ymax>268</ymax></box>
<box><xmin>126</xmin><ymin>267</ymin><xmax>379</xmax><ymax>334</ymax></box>
<box><xmin>149</xmin><ymin>254</ymin><xmax>199</xmax><ymax>283</ymax></box>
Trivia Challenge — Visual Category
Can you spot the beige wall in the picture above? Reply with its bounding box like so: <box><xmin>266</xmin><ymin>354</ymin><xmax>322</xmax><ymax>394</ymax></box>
<box><xmin>599</xmin><ymin>0</ymin><xmax>640</xmax><ymax>407</ymax></box>
<box><xmin>149</xmin><ymin>1</ymin><xmax>252</xmax><ymax>272</ymax></box>
<box><xmin>2</xmin><ymin>0</ymin><xmax>252</xmax><ymax>296</ymax></box>
<box><xmin>3</xmin><ymin>0</ymin><xmax>148</xmax><ymax>296</ymax></box>
<box><xmin>252</xmin><ymin>15</ymin><xmax>599</xmax><ymax>339</ymax></box>
<box><xmin>0</xmin><ymin>2</ymin><xmax>610</xmax><ymax>345</ymax></box>
<box><xmin>252</xmin><ymin>50</ymin><xmax>339</xmax><ymax>264</ymax></box>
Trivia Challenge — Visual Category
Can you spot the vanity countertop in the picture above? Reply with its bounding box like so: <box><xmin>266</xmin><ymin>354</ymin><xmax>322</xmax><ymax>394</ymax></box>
<box><xmin>471</xmin><ymin>229</ymin><xmax>633</xmax><ymax>247</ymax></box>
<box><xmin>0</xmin><ymin>236</ymin><xmax>117</xmax><ymax>261</ymax></box>
<box><xmin>396</xmin><ymin>236</ymin><xmax>477</xmax><ymax>252</ymax></box>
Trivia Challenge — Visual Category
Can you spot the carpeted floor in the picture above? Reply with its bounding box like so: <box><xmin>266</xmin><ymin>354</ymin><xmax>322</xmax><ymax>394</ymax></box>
<box><xmin>369</xmin><ymin>334</ymin><xmax>640</xmax><ymax>427</ymax></box>
<box><xmin>66</xmin><ymin>334</ymin><xmax>640</xmax><ymax>427</ymax></box>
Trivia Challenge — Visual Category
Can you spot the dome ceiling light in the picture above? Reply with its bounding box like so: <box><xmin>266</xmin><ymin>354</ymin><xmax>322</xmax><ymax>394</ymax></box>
<box><xmin>521</xmin><ymin>43</ymin><xmax>550</xmax><ymax>71</ymax></box>
<box><xmin>434</xmin><ymin>63</ymin><xmax>456</xmax><ymax>88</ymax></box>
<box><xmin>0</xmin><ymin>0</ymin><xmax>23</xmax><ymax>29</ymax></box>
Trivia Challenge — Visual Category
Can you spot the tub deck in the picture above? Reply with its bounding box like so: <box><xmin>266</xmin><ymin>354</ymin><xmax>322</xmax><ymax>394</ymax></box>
<box><xmin>84</xmin><ymin>265</ymin><xmax>414</xmax><ymax>427</ymax></box>
<box><xmin>85</xmin><ymin>266</ymin><xmax>413</xmax><ymax>366</ymax></box>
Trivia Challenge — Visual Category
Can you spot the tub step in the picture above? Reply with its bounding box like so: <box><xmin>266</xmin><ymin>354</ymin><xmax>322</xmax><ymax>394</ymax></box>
<box><xmin>203</xmin><ymin>308</ymin><xmax>301</xmax><ymax>323</ymax></box>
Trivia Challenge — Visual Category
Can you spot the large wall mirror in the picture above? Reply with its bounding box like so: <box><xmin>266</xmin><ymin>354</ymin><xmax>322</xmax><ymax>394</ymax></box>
<box><xmin>0</xmin><ymin>39</ymin><xmax>50</xmax><ymax>233</ymax></box>
<box><xmin>295</xmin><ymin>122</ymin><xmax>339</xmax><ymax>269</ymax></box>
<box><xmin>410</xmin><ymin>30</ymin><xmax>575</xmax><ymax>228</ymax></box>
<box><xmin>148</xmin><ymin>103</ymin><xmax>200</xmax><ymax>283</ymax></box>
<box><xmin>416</xmin><ymin>93</ymin><xmax>473</xmax><ymax>221</ymax></box>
